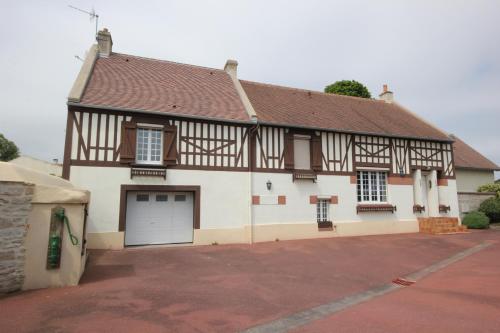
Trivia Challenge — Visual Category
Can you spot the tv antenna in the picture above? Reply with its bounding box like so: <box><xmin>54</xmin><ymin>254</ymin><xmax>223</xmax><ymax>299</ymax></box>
<box><xmin>68</xmin><ymin>5</ymin><xmax>99</xmax><ymax>39</ymax></box>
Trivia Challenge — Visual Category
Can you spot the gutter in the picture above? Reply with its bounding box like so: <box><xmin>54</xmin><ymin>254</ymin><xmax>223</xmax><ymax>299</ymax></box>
<box><xmin>67</xmin><ymin>102</ymin><xmax>255</xmax><ymax>126</ymax></box>
<box><xmin>222</xmin><ymin>61</ymin><xmax>259</xmax><ymax>244</ymax></box>
<box><xmin>455</xmin><ymin>166</ymin><xmax>500</xmax><ymax>172</ymax></box>
<box><xmin>257</xmin><ymin>120</ymin><xmax>454</xmax><ymax>143</ymax></box>
<box><xmin>248</xmin><ymin>123</ymin><xmax>258</xmax><ymax>244</ymax></box>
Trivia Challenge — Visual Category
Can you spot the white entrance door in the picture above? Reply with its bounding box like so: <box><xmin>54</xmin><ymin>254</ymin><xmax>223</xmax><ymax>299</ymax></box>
<box><xmin>420</xmin><ymin>174</ymin><xmax>429</xmax><ymax>217</ymax></box>
<box><xmin>125</xmin><ymin>192</ymin><xmax>194</xmax><ymax>246</ymax></box>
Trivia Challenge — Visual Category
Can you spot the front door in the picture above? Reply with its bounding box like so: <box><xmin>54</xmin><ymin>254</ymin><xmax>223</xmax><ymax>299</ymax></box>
<box><xmin>420</xmin><ymin>173</ymin><xmax>430</xmax><ymax>217</ymax></box>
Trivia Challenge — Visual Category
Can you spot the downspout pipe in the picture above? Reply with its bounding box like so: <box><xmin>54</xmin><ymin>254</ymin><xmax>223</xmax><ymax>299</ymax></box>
<box><xmin>248</xmin><ymin>122</ymin><xmax>259</xmax><ymax>244</ymax></box>
<box><xmin>224</xmin><ymin>59</ymin><xmax>259</xmax><ymax>244</ymax></box>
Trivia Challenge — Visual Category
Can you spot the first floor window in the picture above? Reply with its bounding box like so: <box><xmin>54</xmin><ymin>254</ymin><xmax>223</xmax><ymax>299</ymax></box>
<box><xmin>136</xmin><ymin>128</ymin><xmax>162</xmax><ymax>164</ymax></box>
<box><xmin>356</xmin><ymin>171</ymin><xmax>387</xmax><ymax>203</ymax></box>
<box><xmin>317</xmin><ymin>199</ymin><xmax>330</xmax><ymax>222</ymax></box>
<box><xmin>293</xmin><ymin>135</ymin><xmax>311</xmax><ymax>170</ymax></box>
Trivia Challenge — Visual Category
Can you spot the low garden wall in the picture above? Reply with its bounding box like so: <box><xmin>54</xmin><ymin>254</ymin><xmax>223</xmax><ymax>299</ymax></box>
<box><xmin>457</xmin><ymin>192</ymin><xmax>495</xmax><ymax>218</ymax></box>
<box><xmin>0</xmin><ymin>181</ymin><xmax>34</xmax><ymax>293</ymax></box>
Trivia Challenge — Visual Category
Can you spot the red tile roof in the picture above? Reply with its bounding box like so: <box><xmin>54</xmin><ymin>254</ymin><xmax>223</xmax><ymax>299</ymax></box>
<box><xmin>78</xmin><ymin>52</ymin><xmax>453</xmax><ymax>142</ymax></box>
<box><xmin>79</xmin><ymin>53</ymin><xmax>250</xmax><ymax>122</ymax></box>
<box><xmin>451</xmin><ymin>135</ymin><xmax>499</xmax><ymax>171</ymax></box>
<box><xmin>240</xmin><ymin>80</ymin><xmax>451</xmax><ymax>141</ymax></box>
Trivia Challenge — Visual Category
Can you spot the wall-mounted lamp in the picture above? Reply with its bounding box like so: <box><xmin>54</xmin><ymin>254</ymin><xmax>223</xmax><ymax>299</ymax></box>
<box><xmin>428</xmin><ymin>180</ymin><xmax>432</xmax><ymax>189</ymax></box>
<box><xmin>399</xmin><ymin>166</ymin><xmax>405</xmax><ymax>176</ymax></box>
<box><xmin>266</xmin><ymin>180</ymin><xmax>272</xmax><ymax>191</ymax></box>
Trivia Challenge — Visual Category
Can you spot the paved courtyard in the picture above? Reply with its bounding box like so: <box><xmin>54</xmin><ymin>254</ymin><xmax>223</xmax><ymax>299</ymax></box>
<box><xmin>1</xmin><ymin>230</ymin><xmax>499</xmax><ymax>332</ymax></box>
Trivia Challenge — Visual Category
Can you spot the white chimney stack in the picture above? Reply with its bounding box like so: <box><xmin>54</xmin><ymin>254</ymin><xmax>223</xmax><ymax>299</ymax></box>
<box><xmin>379</xmin><ymin>84</ymin><xmax>394</xmax><ymax>103</ymax></box>
<box><xmin>223</xmin><ymin>59</ymin><xmax>258</xmax><ymax>121</ymax></box>
<box><xmin>97</xmin><ymin>28</ymin><xmax>113</xmax><ymax>57</ymax></box>
<box><xmin>224</xmin><ymin>59</ymin><xmax>238</xmax><ymax>78</ymax></box>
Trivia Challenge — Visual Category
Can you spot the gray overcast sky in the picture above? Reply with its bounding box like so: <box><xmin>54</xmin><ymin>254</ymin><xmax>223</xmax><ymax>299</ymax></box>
<box><xmin>1</xmin><ymin>0</ymin><xmax>499</xmax><ymax>177</ymax></box>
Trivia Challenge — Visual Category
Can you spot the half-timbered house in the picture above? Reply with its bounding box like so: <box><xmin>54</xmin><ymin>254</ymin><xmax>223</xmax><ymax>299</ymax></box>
<box><xmin>64</xmin><ymin>29</ymin><xmax>461</xmax><ymax>249</ymax></box>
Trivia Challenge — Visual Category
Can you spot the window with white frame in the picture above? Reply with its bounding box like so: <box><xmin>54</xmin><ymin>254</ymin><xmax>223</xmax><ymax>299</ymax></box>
<box><xmin>356</xmin><ymin>171</ymin><xmax>387</xmax><ymax>203</ymax></box>
<box><xmin>316</xmin><ymin>199</ymin><xmax>330</xmax><ymax>222</ymax></box>
<box><xmin>136</xmin><ymin>128</ymin><xmax>163</xmax><ymax>164</ymax></box>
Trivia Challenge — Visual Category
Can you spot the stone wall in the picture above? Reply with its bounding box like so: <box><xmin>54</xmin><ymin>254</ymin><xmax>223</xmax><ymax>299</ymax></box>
<box><xmin>0</xmin><ymin>181</ymin><xmax>34</xmax><ymax>293</ymax></box>
<box><xmin>457</xmin><ymin>192</ymin><xmax>495</xmax><ymax>218</ymax></box>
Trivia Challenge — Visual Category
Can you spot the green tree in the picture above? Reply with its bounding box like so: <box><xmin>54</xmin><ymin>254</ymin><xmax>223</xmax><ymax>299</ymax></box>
<box><xmin>0</xmin><ymin>134</ymin><xmax>20</xmax><ymax>161</ymax></box>
<box><xmin>324</xmin><ymin>80</ymin><xmax>371</xmax><ymax>98</ymax></box>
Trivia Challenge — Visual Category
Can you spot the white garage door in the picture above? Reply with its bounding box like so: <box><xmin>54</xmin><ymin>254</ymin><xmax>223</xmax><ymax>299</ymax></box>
<box><xmin>125</xmin><ymin>191</ymin><xmax>194</xmax><ymax>246</ymax></box>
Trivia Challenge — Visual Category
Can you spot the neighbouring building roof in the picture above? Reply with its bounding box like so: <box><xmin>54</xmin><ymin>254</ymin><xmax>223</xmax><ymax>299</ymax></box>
<box><xmin>0</xmin><ymin>162</ymin><xmax>89</xmax><ymax>203</ymax></box>
<box><xmin>78</xmin><ymin>53</ymin><xmax>250</xmax><ymax>122</ymax></box>
<box><xmin>451</xmin><ymin>135</ymin><xmax>500</xmax><ymax>171</ymax></box>
<box><xmin>10</xmin><ymin>155</ymin><xmax>62</xmax><ymax>177</ymax></box>
<box><xmin>240</xmin><ymin>80</ymin><xmax>451</xmax><ymax>141</ymax></box>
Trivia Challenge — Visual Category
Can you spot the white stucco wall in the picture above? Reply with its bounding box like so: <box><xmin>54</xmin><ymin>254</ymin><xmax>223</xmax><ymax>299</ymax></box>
<box><xmin>251</xmin><ymin>173</ymin><xmax>416</xmax><ymax>226</ymax></box>
<box><xmin>71</xmin><ymin>165</ymin><xmax>461</xmax><ymax>247</ymax></box>
<box><xmin>69</xmin><ymin>166</ymin><xmax>251</xmax><ymax>234</ymax></box>
<box><xmin>438</xmin><ymin>179</ymin><xmax>460</xmax><ymax>218</ymax></box>
<box><xmin>455</xmin><ymin>169</ymin><xmax>495</xmax><ymax>192</ymax></box>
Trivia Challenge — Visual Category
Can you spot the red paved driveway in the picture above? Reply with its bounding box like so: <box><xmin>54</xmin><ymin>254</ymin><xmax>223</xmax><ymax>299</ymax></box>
<box><xmin>295</xmin><ymin>234</ymin><xmax>500</xmax><ymax>333</ymax></box>
<box><xmin>1</xmin><ymin>231</ymin><xmax>499</xmax><ymax>332</ymax></box>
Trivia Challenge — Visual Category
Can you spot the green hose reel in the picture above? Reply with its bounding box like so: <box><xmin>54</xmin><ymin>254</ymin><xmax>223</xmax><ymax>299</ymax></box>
<box><xmin>54</xmin><ymin>209</ymin><xmax>79</xmax><ymax>246</ymax></box>
<box><xmin>47</xmin><ymin>207</ymin><xmax>79</xmax><ymax>270</ymax></box>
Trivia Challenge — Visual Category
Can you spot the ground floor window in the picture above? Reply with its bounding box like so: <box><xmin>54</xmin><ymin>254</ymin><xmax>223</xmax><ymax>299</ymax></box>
<box><xmin>317</xmin><ymin>199</ymin><xmax>330</xmax><ymax>222</ymax></box>
<box><xmin>356</xmin><ymin>171</ymin><xmax>387</xmax><ymax>203</ymax></box>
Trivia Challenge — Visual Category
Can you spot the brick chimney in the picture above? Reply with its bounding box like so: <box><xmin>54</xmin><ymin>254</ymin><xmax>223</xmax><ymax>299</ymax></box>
<box><xmin>379</xmin><ymin>84</ymin><xmax>394</xmax><ymax>103</ymax></box>
<box><xmin>97</xmin><ymin>28</ymin><xmax>113</xmax><ymax>57</ymax></box>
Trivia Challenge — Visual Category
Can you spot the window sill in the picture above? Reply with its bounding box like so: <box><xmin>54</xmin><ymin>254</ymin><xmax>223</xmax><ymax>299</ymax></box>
<box><xmin>439</xmin><ymin>205</ymin><xmax>451</xmax><ymax>213</ymax></box>
<box><xmin>131</xmin><ymin>163</ymin><xmax>167</xmax><ymax>169</ymax></box>
<box><xmin>293</xmin><ymin>170</ymin><xmax>317</xmax><ymax>182</ymax></box>
<box><xmin>413</xmin><ymin>204</ymin><xmax>425</xmax><ymax>213</ymax></box>
<box><xmin>356</xmin><ymin>204</ymin><xmax>396</xmax><ymax>214</ymax></box>
<box><xmin>130</xmin><ymin>167</ymin><xmax>166</xmax><ymax>179</ymax></box>
<box><xmin>317</xmin><ymin>221</ymin><xmax>333</xmax><ymax>230</ymax></box>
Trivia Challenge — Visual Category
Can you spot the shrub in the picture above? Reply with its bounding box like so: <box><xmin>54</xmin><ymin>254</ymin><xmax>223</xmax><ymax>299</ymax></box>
<box><xmin>0</xmin><ymin>133</ymin><xmax>19</xmax><ymax>161</ymax></box>
<box><xmin>478</xmin><ymin>197</ymin><xmax>500</xmax><ymax>223</ymax></box>
<box><xmin>324</xmin><ymin>80</ymin><xmax>371</xmax><ymax>98</ymax></box>
<box><xmin>477</xmin><ymin>183</ymin><xmax>500</xmax><ymax>197</ymax></box>
<box><xmin>462</xmin><ymin>211</ymin><xmax>490</xmax><ymax>229</ymax></box>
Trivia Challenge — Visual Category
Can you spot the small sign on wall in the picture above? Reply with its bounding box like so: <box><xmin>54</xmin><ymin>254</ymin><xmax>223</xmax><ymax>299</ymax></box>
<box><xmin>260</xmin><ymin>195</ymin><xmax>279</xmax><ymax>205</ymax></box>
<box><xmin>252</xmin><ymin>195</ymin><xmax>286</xmax><ymax>205</ymax></box>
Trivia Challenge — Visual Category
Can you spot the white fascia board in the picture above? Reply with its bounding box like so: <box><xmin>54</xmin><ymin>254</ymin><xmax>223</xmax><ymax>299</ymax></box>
<box><xmin>68</xmin><ymin>44</ymin><xmax>99</xmax><ymax>103</ymax></box>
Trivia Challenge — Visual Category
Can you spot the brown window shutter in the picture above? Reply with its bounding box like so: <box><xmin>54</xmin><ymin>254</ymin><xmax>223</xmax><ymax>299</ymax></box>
<box><xmin>311</xmin><ymin>134</ymin><xmax>323</xmax><ymax>171</ymax></box>
<box><xmin>163</xmin><ymin>125</ymin><xmax>178</xmax><ymax>165</ymax></box>
<box><xmin>284</xmin><ymin>132</ymin><xmax>294</xmax><ymax>169</ymax></box>
<box><xmin>120</xmin><ymin>121</ymin><xmax>136</xmax><ymax>164</ymax></box>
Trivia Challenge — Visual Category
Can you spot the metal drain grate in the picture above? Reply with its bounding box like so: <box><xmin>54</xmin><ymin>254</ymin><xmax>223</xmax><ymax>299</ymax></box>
<box><xmin>392</xmin><ymin>277</ymin><xmax>416</xmax><ymax>286</ymax></box>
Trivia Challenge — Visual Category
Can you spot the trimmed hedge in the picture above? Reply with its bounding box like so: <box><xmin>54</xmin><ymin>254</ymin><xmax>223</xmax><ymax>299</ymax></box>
<box><xmin>477</xmin><ymin>183</ymin><xmax>500</xmax><ymax>197</ymax></box>
<box><xmin>478</xmin><ymin>197</ymin><xmax>500</xmax><ymax>223</ymax></box>
<box><xmin>462</xmin><ymin>211</ymin><xmax>490</xmax><ymax>229</ymax></box>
